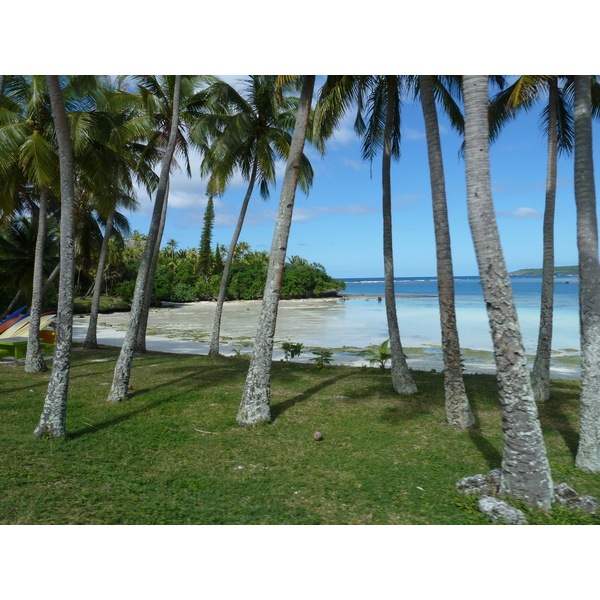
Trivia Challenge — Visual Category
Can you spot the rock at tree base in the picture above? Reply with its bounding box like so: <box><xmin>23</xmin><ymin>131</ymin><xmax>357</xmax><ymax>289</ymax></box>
<box><xmin>456</xmin><ymin>469</ymin><xmax>501</xmax><ymax>496</ymax></box>
<box><xmin>554</xmin><ymin>483</ymin><xmax>599</xmax><ymax>514</ymax></box>
<box><xmin>478</xmin><ymin>496</ymin><xmax>528</xmax><ymax>525</ymax></box>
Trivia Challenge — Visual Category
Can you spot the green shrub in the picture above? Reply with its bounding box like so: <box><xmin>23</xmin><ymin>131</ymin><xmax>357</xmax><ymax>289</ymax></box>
<box><xmin>171</xmin><ymin>283</ymin><xmax>197</xmax><ymax>302</ymax></box>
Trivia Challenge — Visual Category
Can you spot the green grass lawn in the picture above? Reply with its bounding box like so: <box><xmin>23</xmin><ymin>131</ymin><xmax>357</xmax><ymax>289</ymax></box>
<box><xmin>1</xmin><ymin>346</ymin><xmax>598</xmax><ymax>525</ymax></box>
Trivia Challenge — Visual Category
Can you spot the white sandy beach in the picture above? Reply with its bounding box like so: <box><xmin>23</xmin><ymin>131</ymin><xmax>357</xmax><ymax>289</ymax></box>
<box><xmin>71</xmin><ymin>297</ymin><xmax>581</xmax><ymax>380</ymax></box>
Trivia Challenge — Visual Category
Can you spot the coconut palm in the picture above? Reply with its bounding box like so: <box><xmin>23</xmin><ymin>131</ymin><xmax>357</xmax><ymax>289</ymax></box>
<box><xmin>127</xmin><ymin>75</ymin><xmax>216</xmax><ymax>352</ymax></box>
<box><xmin>0</xmin><ymin>75</ymin><xmax>62</xmax><ymax>371</ymax></box>
<box><xmin>237</xmin><ymin>75</ymin><xmax>315</xmax><ymax>426</ymax></box>
<box><xmin>490</xmin><ymin>76</ymin><xmax>575</xmax><ymax>402</ymax></box>
<box><xmin>108</xmin><ymin>75</ymin><xmax>183</xmax><ymax>403</ymax></box>
<box><xmin>462</xmin><ymin>75</ymin><xmax>553</xmax><ymax>508</ymax></box>
<box><xmin>417</xmin><ymin>75</ymin><xmax>474</xmax><ymax>428</ymax></box>
<box><xmin>573</xmin><ymin>75</ymin><xmax>600</xmax><ymax>473</ymax></box>
<box><xmin>34</xmin><ymin>75</ymin><xmax>77</xmax><ymax>438</ymax></box>
<box><xmin>189</xmin><ymin>75</ymin><xmax>314</xmax><ymax>356</ymax></box>
<box><xmin>314</xmin><ymin>75</ymin><xmax>416</xmax><ymax>394</ymax></box>
<box><xmin>81</xmin><ymin>83</ymin><xmax>156</xmax><ymax>349</ymax></box>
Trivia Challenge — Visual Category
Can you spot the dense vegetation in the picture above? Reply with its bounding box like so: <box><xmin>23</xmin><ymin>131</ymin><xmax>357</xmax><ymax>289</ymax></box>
<box><xmin>1</xmin><ymin>346</ymin><xmax>598</xmax><ymax>525</ymax></box>
<box><xmin>111</xmin><ymin>234</ymin><xmax>345</xmax><ymax>305</ymax></box>
<box><xmin>510</xmin><ymin>266</ymin><xmax>579</xmax><ymax>276</ymax></box>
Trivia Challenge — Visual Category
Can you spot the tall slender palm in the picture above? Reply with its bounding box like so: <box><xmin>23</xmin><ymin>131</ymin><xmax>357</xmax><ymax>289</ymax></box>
<box><xmin>418</xmin><ymin>75</ymin><xmax>474</xmax><ymax>427</ymax></box>
<box><xmin>463</xmin><ymin>75</ymin><xmax>553</xmax><ymax>508</ymax></box>
<box><xmin>34</xmin><ymin>76</ymin><xmax>76</xmax><ymax>438</ymax></box>
<box><xmin>314</xmin><ymin>75</ymin><xmax>416</xmax><ymax>394</ymax></box>
<box><xmin>490</xmin><ymin>76</ymin><xmax>574</xmax><ymax>402</ymax></box>
<box><xmin>108</xmin><ymin>75</ymin><xmax>182</xmax><ymax>403</ymax></box>
<box><xmin>373</xmin><ymin>76</ymin><xmax>416</xmax><ymax>394</ymax></box>
<box><xmin>189</xmin><ymin>75</ymin><xmax>314</xmax><ymax>356</ymax></box>
<box><xmin>573</xmin><ymin>75</ymin><xmax>600</xmax><ymax>473</ymax></box>
<box><xmin>82</xmin><ymin>84</ymin><xmax>155</xmax><ymax>349</ymax></box>
<box><xmin>237</xmin><ymin>75</ymin><xmax>315</xmax><ymax>426</ymax></box>
<box><xmin>0</xmin><ymin>76</ymin><xmax>61</xmax><ymax>372</ymax></box>
<box><xmin>129</xmin><ymin>75</ymin><xmax>215</xmax><ymax>352</ymax></box>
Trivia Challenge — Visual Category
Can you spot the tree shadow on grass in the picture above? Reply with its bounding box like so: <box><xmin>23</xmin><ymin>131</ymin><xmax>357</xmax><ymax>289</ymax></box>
<box><xmin>537</xmin><ymin>381</ymin><xmax>580</xmax><ymax>458</ymax></box>
<box><xmin>466</xmin><ymin>428</ymin><xmax>502</xmax><ymax>471</ymax></box>
<box><xmin>270</xmin><ymin>373</ymin><xmax>354</xmax><ymax>421</ymax></box>
<box><xmin>68</xmin><ymin>395</ymin><xmax>178</xmax><ymax>439</ymax></box>
<box><xmin>68</xmin><ymin>365</ymin><xmax>238</xmax><ymax>439</ymax></box>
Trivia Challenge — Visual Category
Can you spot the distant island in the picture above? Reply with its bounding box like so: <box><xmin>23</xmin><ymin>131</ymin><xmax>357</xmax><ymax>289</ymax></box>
<box><xmin>509</xmin><ymin>266</ymin><xmax>579</xmax><ymax>276</ymax></box>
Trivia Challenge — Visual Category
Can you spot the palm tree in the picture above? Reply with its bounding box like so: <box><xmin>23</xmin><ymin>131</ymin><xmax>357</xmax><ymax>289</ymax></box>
<box><xmin>237</xmin><ymin>75</ymin><xmax>315</xmax><ymax>426</ymax></box>
<box><xmin>129</xmin><ymin>75</ymin><xmax>215</xmax><ymax>353</ymax></box>
<box><xmin>108</xmin><ymin>75</ymin><xmax>182</xmax><ymax>403</ymax></box>
<box><xmin>0</xmin><ymin>75</ymin><xmax>61</xmax><ymax>372</ymax></box>
<box><xmin>82</xmin><ymin>83</ymin><xmax>155</xmax><ymax>349</ymax></box>
<box><xmin>34</xmin><ymin>75</ymin><xmax>76</xmax><ymax>438</ymax></box>
<box><xmin>417</xmin><ymin>75</ymin><xmax>474</xmax><ymax>428</ymax></box>
<box><xmin>189</xmin><ymin>75</ymin><xmax>314</xmax><ymax>356</ymax></box>
<box><xmin>314</xmin><ymin>75</ymin><xmax>416</xmax><ymax>394</ymax></box>
<box><xmin>462</xmin><ymin>75</ymin><xmax>553</xmax><ymax>508</ymax></box>
<box><xmin>573</xmin><ymin>75</ymin><xmax>600</xmax><ymax>473</ymax></box>
<box><xmin>490</xmin><ymin>76</ymin><xmax>574</xmax><ymax>402</ymax></box>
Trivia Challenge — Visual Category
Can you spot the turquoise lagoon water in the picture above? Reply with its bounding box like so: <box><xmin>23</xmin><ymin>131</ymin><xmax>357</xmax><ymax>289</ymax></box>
<box><xmin>330</xmin><ymin>275</ymin><xmax>581</xmax><ymax>353</ymax></box>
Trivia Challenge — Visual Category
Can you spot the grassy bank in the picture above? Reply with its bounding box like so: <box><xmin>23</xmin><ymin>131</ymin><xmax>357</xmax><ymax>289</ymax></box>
<box><xmin>72</xmin><ymin>295</ymin><xmax>130</xmax><ymax>314</ymax></box>
<box><xmin>1</xmin><ymin>346</ymin><xmax>598</xmax><ymax>525</ymax></box>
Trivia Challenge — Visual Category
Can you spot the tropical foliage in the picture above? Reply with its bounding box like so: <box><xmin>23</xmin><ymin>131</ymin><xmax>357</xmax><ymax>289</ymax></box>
<box><xmin>1</xmin><ymin>72</ymin><xmax>600</xmax><ymax>516</ymax></box>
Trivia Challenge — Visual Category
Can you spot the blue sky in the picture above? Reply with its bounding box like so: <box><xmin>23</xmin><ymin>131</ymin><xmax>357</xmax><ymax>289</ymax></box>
<box><xmin>126</xmin><ymin>76</ymin><xmax>594</xmax><ymax>279</ymax></box>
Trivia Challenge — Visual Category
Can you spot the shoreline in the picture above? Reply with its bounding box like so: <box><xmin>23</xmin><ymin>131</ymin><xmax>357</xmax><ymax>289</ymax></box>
<box><xmin>70</xmin><ymin>298</ymin><xmax>581</xmax><ymax>380</ymax></box>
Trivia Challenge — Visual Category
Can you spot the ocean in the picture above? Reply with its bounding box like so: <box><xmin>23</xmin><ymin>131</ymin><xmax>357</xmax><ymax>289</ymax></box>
<box><xmin>339</xmin><ymin>275</ymin><xmax>580</xmax><ymax>353</ymax></box>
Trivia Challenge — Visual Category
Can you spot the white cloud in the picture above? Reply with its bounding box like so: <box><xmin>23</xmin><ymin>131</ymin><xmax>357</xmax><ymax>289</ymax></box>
<box><xmin>233</xmin><ymin>203</ymin><xmax>377</xmax><ymax>227</ymax></box>
<box><xmin>497</xmin><ymin>207</ymin><xmax>543</xmax><ymax>219</ymax></box>
<box><xmin>403</xmin><ymin>127</ymin><xmax>426</xmax><ymax>141</ymax></box>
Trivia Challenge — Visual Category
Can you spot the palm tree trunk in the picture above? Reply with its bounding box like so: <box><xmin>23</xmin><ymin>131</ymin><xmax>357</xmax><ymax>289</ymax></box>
<box><xmin>382</xmin><ymin>78</ymin><xmax>416</xmax><ymax>395</ymax></box>
<box><xmin>83</xmin><ymin>205</ymin><xmax>115</xmax><ymax>349</ymax></box>
<box><xmin>25</xmin><ymin>189</ymin><xmax>49</xmax><ymax>372</ymax></box>
<box><xmin>463</xmin><ymin>75</ymin><xmax>553</xmax><ymax>508</ymax></box>
<box><xmin>108</xmin><ymin>76</ymin><xmax>181</xmax><ymax>403</ymax></box>
<box><xmin>135</xmin><ymin>180</ymin><xmax>170</xmax><ymax>353</ymax></box>
<box><xmin>1</xmin><ymin>289</ymin><xmax>23</xmax><ymax>322</ymax></box>
<box><xmin>531</xmin><ymin>79</ymin><xmax>559</xmax><ymax>402</ymax></box>
<box><xmin>237</xmin><ymin>75</ymin><xmax>315</xmax><ymax>426</ymax></box>
<box><xmin>573</xmin><ymin>75</ymin><xmax>600</xmax><ymax>473</ymax></box>
<box><xmin>419</xmin><ymin>75</ymin><xmax>473</xmax><ymax>427</ymax></box>
<box><xmin>34</xmin><ymin>76</ymin><xmax>76</xmax><ymax>438</ymax></box>
<box><xmin>41</xmin><ymin>263</ymin><xmax>60</xmax><ymax>297</ymax></box>
<box><xmin>209</xmin><ymin>159</ymin><xmax>258</xmax><ymax>356</ymax></box>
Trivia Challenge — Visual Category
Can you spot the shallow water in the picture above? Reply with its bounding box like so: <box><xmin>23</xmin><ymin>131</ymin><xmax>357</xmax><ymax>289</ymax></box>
<box><xmin>70</xmin><ymin>274</ymin><xmax>582</xmax><ymax>379</ymax></box>
<box><xmin>342</xmin><ymin>276</ymin><xmax>580</xmax><ymax>353</ymax></box>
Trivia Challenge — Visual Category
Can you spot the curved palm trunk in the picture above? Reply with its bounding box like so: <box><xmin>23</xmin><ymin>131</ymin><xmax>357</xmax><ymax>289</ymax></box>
<box><xmin>531</xmin><ymin>79</ymin><xmax>559</xmax><ymax>402</ymax></box>
<box><xmin>209</xmin><ymin>160</ymin><xmax>258</xmax><ymax>356</ymax></box>
<box><xmin>135</xmin><ymin>181</ymin><xmax>169</xmax><ymax>353</ymax></box>
<box><xmin>34</xmin><ymin>76</ymin><xmax>76</xmax><ymax>438</ymax></box>
<box><xmin>1</xmin><ymin>289</ymin><xmax>23</xmax><ymax>322</ymax></box>
<box><xmin>83</xmin><ymin>206</ymin><xmax>115</xmax><ymax>349</ymax></box>
<box><xmin>573</xmin><ymin>75</ymin><xmax>600</xmax><ymax>473</ymax></box>
<box><xmin>41</xmin><ymin>263</ymin><xmax>60</xmax><ymax>297</ymax></box>
<box><xmin>237</xmin><ymin>75</ymin><xmax>315</xmax><ymax>426</ymax></box>
<box><xmin>463</xmin><ymin>75</ymin><xmax>553</xmax><ymax>508</ymax></box>
<box><xmin>108</xmin><ymin>76</ymin><xmax>181</xmax><ymax>403</ymax></box>
<box><xmin>25</xmin><ymin>189</ymin><xmax>49</xmax><ymax>372</ymax></box>
<box><xmin>382</xmin><ymin>80</ymin><xmax>416</xmax><ymax>395</ymax></box>
<box><xmin>419</xmin><ymin>75</ymin><xmax>473</xmax><ymax>426</ymax></box>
